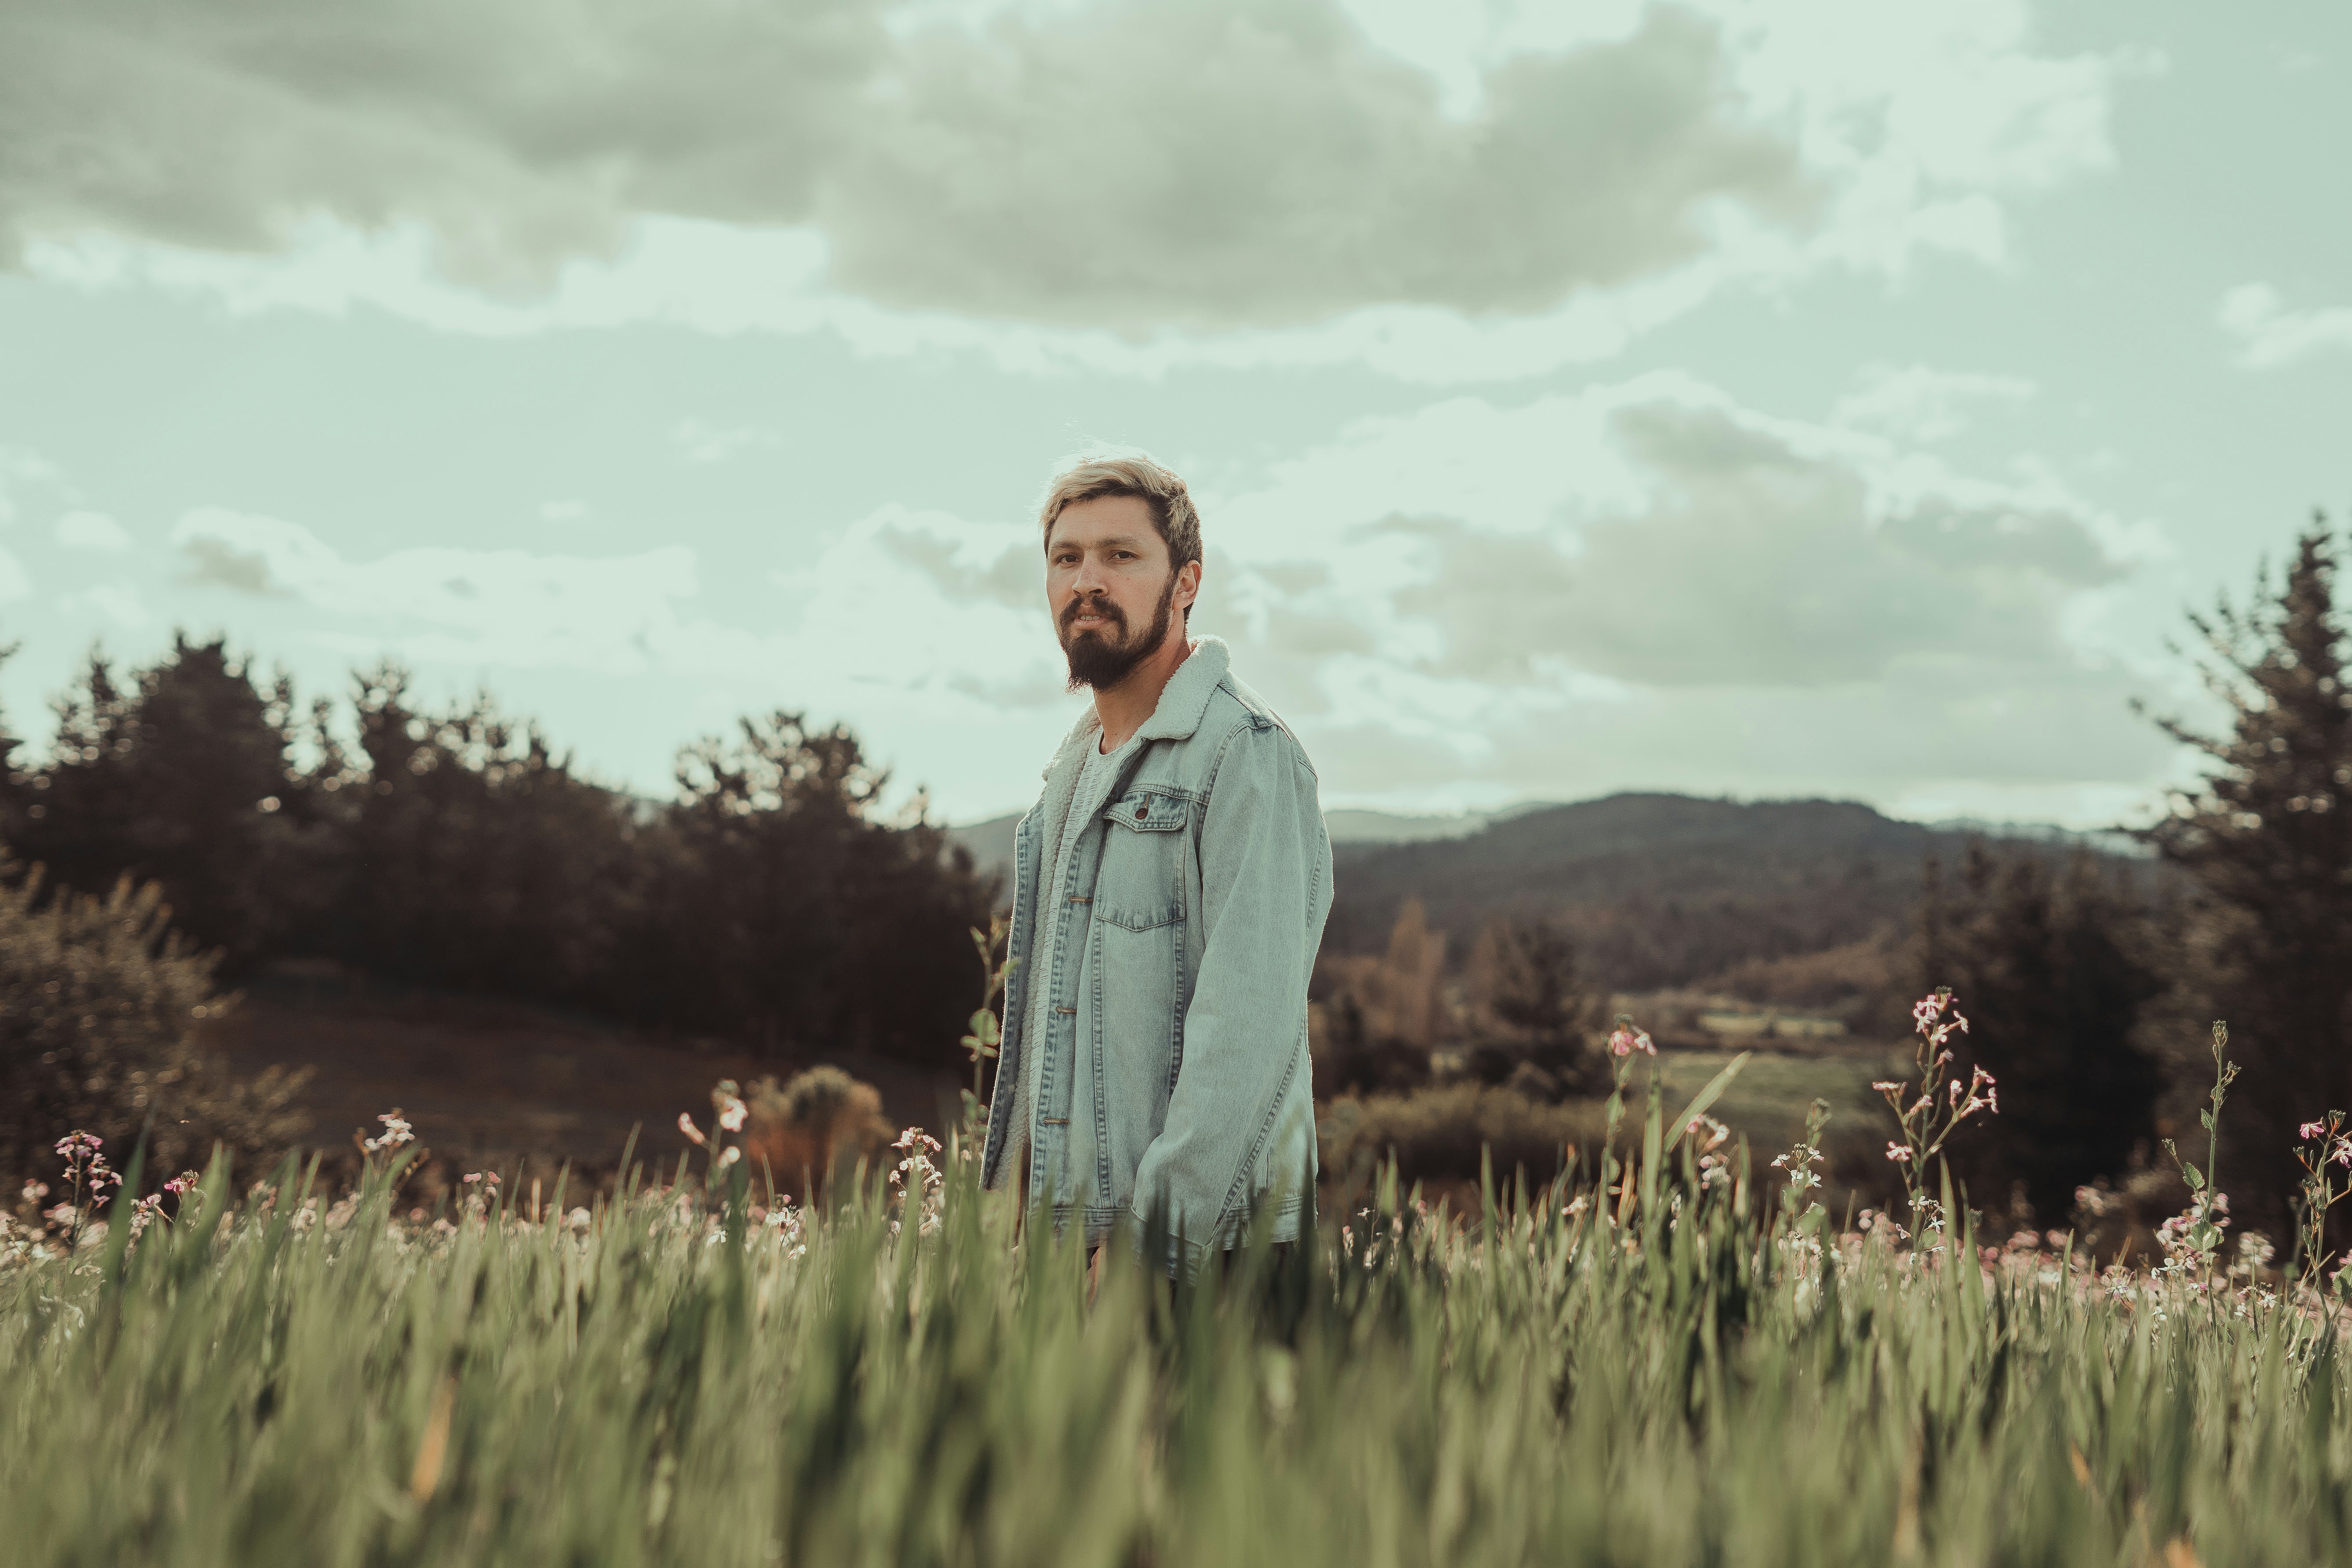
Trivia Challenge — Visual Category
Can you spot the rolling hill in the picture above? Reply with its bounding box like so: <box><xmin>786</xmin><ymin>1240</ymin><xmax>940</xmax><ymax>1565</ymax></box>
<box><xmin>948</xmin><ymin>792</ymin><xmax>2144</xmax><ymax>997</ymax></box>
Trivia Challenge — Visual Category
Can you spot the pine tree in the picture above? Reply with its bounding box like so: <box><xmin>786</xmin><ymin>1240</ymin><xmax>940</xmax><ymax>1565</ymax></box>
<box><xmin>1464</xmin><ymin>914</ymin><xmax>1603</xmax><ymax>1101</ymax></box>
<box><xmin>1916</xmin><ymin>843</ymin><xmax>2164</xmax><ymax>1222</ymax></box>
<box><xmin>8</xmin><ymin>636</ymin><xmax>331</xmax><ymax>971</ymax></box>
<box><xmin>2143</xmin><ymin>521</ymin><xmax>2352</xmax><ymax>1208</ymax></box>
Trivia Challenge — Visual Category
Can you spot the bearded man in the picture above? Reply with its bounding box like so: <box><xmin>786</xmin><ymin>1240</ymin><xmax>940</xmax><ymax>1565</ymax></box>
<box><xmin>978</xmin><ymin>454</ymin><xmax>1331</xmax><ymax>1274</ymax></box>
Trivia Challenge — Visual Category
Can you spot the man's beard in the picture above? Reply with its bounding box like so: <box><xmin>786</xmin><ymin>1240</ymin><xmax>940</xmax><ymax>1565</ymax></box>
<box><xmin>1060</xmin><ymin>570</ymin><xmax>1178</xmax><ymax>693</ymax></box>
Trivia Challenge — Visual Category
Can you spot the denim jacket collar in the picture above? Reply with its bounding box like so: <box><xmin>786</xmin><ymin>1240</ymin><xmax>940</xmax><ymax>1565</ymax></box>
<box><xmin>1039</xmin><ymin>635</ymin><xmax>1232</xmax><ymax>779</ymax></box>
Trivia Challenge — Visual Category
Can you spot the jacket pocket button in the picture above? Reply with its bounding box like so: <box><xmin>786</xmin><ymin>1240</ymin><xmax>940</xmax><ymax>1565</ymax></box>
<box><xmin>1135</xmin><ymin>804</ymin><xmax>1149</xmax><ymax>819</ymax></box>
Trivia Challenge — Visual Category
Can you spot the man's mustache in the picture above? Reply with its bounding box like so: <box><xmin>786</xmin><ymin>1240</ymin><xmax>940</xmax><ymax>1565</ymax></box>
<box><xmin>1059</xmin><ymin>595</ymin><xmax>1128</xmax><ymax>634</ymax></box>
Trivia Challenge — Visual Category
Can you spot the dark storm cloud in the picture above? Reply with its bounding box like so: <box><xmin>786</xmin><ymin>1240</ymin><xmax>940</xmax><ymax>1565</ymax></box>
<box><xmin>0</xmin><ymin>0</ymin><xmax>1813</xmax><ymax>325</ymax></box>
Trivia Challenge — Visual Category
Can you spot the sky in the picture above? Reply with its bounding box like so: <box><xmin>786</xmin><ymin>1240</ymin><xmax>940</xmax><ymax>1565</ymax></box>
<box><xmin>0</xmin><ymin>0</ymin><xmax>2345</xmax><ymax>830</ymax></box>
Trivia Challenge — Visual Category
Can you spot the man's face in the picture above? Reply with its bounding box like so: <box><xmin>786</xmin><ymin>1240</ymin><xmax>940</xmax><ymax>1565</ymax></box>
<box><xmin>1045</xmin><ymin>493</ymin><xmax>1200</xmax><ymax>692</ymax></box>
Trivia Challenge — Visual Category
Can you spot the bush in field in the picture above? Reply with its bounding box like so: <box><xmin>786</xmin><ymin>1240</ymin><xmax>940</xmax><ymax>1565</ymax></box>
<box><xmin>1459</xmin><ymin>913</ymin><xmax>1606</xmax><ymax>1101</ymax></box>
<box><xmin>734</xmin><ymin>1065</ymin><xmax>895</xmax><ymax>1199</ymax></box>
<box><xmin>1308</xmin><ymin>991</ymin><xmax>1432</xmax><ymax>1096</ymax></box>
<box><xmin>0</xmin><ymin>864</ymin><xmax>308</xmax><ymax>1181</ymax></box>
<box><xmin>1318</xmin><ymin>1083</ymin><xmax>1606</xmax><ymax>1184</ymax></box>
<box><xmin>1311</xmin><ymin>898</ymin><xmax>1443</xmax><ymax>1095</ymax></box>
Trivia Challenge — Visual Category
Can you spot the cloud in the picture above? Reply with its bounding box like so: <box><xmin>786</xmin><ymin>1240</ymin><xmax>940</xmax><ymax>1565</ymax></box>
<box><xmin>0</xmin><ymin>545</ymin><xmax>27</xmax><ymax>602</ymax></box>
<box><xmin>52</xmin><ymin>510</ymin><xmax>133</xmax><ymax>553</ymax></box>
<box><xmin>0</xmin><ymin>0</ymin><xmax>879</xmax><ymax>292</ymax></box>
<box><xmin>1830</xmin><ymin>364</ymin><xmax>2036</xmax><ymax>442</ymax></box>
<box><xmin>671</xmin><ymin>418</ymin><xmax>779</xmax><ymax>464</ymax></box>
<box><xmin>75</xmin><ymin>373</ymin><xmax>2160</xmax><ymax>823</ymax></box>
<box><xmin>1173</xmin><ymin>371</ymin><xmax>2156</xmax><ymax>814</ymax></box>
<box><xmin>169</xmin><ymin>506</ymin><xmax>701</xmax><ymax>673</ymax></box>
<box><xmin>3</xmin><ymin>0</ymin><xmax>2126</xmax><ymax>362</ymax></box>
<box><xmin>830</xmin><ymin>4</ymin><xmax>1809</xmax><ymax>328</ymax></box>
<box><xmin>876</xmin><ymin>520</ymin><xmax>1042</xmax><ymax>612</ymax></box>
<box><xmin>58</xmin><ymin>582</ymin><xmax>147</xmax><ymax>626</ymax></box>
<box><xmin>0</xmin><ymin>445</ymin><xmax>77</xmax><ymax>526</ymax></box>
<box><xmin>2219</xmin><ymin>284</ymin><xmax>2352</xmax><ymax>369</ymax></box>
<box><xmin>1326</xmin><ymin>401</ymin><xmax>2118</xmax><ymax>689</ymax></box>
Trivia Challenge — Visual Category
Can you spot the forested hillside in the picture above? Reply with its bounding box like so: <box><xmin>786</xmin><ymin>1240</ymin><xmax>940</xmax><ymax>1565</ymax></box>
<box><xmin>1319</xmin><ymin>793</ymin><xmax>2143</xmax><ymax>993</ymax></box>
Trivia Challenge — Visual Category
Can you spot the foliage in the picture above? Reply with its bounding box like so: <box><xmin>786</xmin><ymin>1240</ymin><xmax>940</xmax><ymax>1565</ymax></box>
<box><xmin>1872</xmin><ymin>990</ymin><xmax>2000</xmax><ymax>1246</ymax></box>
<box><xmin>1317</xmin><ymin>1083</ymin><xmax>1605</xmax><ymax>1184</ymax></box>
<box><xmin>0</xmin><ymin>865</ymin><xmax>308</xmax><ymax>1180</ymax></box>
<box><xmin>1460</xmin><ymin>913</ymin><xmax>1604</xmax><ymax>1100</ymax></box>
<box><xmin>1323</xmin><ymin>792</ymin><xmax>2125</xmax><ymax>995</ymax></box>
<box><xmin>1914</xmin><ymin>842</ymin><xmax>2166</xmax><ymax>1221</ymax></box>
<box><xmin>3</xmin><ymin>636</ymin><xmax>339</xmax><ymax>971</ymax></box>
<box><xmin>2144</xmin><ymin>520</ymin><xmax>2352</xmax><ymax>1210</ymax></box>
<box><xmin>0</xmin><ymin>638</ymin><xmax>993</xmax><ymax>1070</ymax></box>
<box><xmin>6</xmin><ymin>1106</ymin><xmax>2352</xmax><ymax>1567</ymax></box>
<box><xmin>959</xmin><ymin>916</ymin><xmax>1015</xmax><ymax>1141</ymax></box>
<box><xmin>1308</xmin><ymin>991</ymin><xmax>1434</xmax><ymax>1097</ymax></box>
<box><xmin>2158</xmin><ymin>1021</ymin><xmax>2242</xmax><ymax>1279</ymax></box>
<box><xmin>1310</xmin><ymin>898</ymin><xmax>1441</xmax><ymax>1095</ymax></box>
<box><xmin>729</xmin><ymin>1065</ymin><xmax>896</xmax><ymax>1200</ymax></box>
<box><xmin>336</xmin><ymin>665</ymin><xmax>641</xmax><ymax>1002</ymax></box>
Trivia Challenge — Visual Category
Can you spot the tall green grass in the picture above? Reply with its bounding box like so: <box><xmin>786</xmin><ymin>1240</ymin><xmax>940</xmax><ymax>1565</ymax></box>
<box><xmin>4</xmin><ymin>1117</ymin><xmax>2348</xmax><ymax>1567</ymax></box>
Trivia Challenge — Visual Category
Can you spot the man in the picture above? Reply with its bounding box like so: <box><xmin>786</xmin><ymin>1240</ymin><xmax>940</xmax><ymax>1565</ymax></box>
<box><xmin>979</xmin><ymin>454</ymin><xmax>1332</xmax><ymax>1274</ymax></box>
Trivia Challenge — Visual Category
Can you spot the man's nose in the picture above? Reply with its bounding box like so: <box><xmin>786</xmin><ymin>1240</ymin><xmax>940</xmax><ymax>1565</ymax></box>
<box><xmin>1068</xmin><ymin>552</ymin><xmax>1109</xmax><ymax>596</ymax></box>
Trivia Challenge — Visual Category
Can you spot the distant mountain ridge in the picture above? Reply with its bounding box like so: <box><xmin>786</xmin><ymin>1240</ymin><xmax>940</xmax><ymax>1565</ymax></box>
<box><xmin>1320</xmin><ymin>793</ymin><xmax>2141</xmax><ymax>993</ymax></box>
<box><xmin>945</xmin><ymin>791</ymin><xmax>2141</xmax><ymax>993</ymax></box>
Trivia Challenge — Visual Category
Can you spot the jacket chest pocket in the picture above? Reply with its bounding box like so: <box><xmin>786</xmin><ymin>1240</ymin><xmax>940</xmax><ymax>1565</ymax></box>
<box><xmin>1094</xmin><ymin>790</ymin><xmax>1187</xmax><ymax>931</ymax></box>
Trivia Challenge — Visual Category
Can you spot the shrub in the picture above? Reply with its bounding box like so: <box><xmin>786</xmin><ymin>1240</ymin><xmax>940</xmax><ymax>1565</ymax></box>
<box><xmin>1459</xmin><ymin>914</ymin><xmax>1607</xmax><ymax>1101</ymax></box>
<box><xmin>736</xmin><ymin>1066</ymin><xmax>894</xmax><ymax>1199</ymax></box>
<box><xmin>1308</xmin><ymin>993</ymin><xmax>1431</xmax><ymax>1097</ymax></box>
<box><xmin>0</xmin><ymin>863</ymin><xmax>308</xmax><ymax>1181</ymax></box>
<box><xmin>1318</xmin><ymin>1084</ymin><xmax>1609</xmax><ymax>1186</ymax></box>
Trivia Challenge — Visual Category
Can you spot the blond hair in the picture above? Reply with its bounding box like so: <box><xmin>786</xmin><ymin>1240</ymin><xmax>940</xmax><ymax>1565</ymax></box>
<box><xmin>1036</xmin><ymin>454</ymin><xmax>1203</xmax><ymax>576</ymax></box>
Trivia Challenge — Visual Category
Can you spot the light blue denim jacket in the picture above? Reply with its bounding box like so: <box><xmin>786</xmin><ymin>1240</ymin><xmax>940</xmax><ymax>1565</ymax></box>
<box><xmin>980</xmin><ymin>637</ymin><xmax>1331</xmax><ymax>1265</ymax></box>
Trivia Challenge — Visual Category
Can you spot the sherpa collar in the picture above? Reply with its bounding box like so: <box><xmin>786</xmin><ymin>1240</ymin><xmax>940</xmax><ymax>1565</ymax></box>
<box><xmin>1039</xmin><ymin>635</ymin><xmax>1231</xmax><ymax>780</ymax></box>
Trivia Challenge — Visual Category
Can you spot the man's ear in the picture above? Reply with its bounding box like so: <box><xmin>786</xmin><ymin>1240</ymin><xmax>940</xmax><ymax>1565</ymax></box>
<box><xmin>1175</xmin><ymin>558</ymin><xmax>1203</xmax><ymax>616</ymax></box>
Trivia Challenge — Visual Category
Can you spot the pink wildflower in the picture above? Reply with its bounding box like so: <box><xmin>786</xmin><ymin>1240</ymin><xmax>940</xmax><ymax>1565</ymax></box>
<box><xmin>677</xmin><ymin>1112</ymin><xmax>707</xmax><ymax>1147</ymax></box>
<box><xmin>2302</xmin><ymin>1120</ymin><xmax>2328</xmax><ymax>1141</ymax></box>
<box><xmin>1885</xmin><ymin>1141</ymin><xmax>1909</xmax><ymax>1162</ymax></box>
<box><xmin>718</xmin><ymin>1101</ymin><xmax>747</xmax><ymax>1133</ymax></box>
<box><xmin>1608</xmin><ymin>1025</ymin><xmax>1655</xmax><ymax>1057</ymax></box>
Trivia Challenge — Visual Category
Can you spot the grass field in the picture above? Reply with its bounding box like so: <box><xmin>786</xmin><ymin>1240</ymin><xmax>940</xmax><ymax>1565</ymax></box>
<box><xmin>6</xmin><ymin>1084</ymin><xmax>2349</xmax><ymax>1568</ymax></box>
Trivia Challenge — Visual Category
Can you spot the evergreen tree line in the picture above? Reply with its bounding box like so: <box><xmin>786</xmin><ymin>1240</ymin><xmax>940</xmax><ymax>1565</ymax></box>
<box><xmin>1803</xmin><ymin>519</ymin><xmax>2352</xmax><ymax>1230</ymax></box>
<box><xmin>0</xmin><ymin>635</ymin><xmax>994</xmax><ymax>1066</ymax></box>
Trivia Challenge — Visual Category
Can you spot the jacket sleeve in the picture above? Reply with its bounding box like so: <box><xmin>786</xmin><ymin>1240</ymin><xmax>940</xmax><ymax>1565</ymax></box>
<box><xmin>1127</xmin><ymin>718</ymin><xmax>1327</xmax><ymax>1262</ymax></box>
